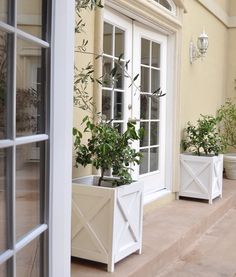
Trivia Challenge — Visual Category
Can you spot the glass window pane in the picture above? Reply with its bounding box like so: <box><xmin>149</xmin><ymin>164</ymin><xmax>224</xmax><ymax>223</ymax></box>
<box><xmin>150</xmin><ymin>122</ymin><xmax>159</xmax><ymax>146</ymax></box>
<box><xmin>152</xmin><ymin>42</ymin><xmax>160</xmax><ymax>68</ymax></box>
<box><xmin>17</xmin><ymin>0</ymin><xmax>43</xmax><ymax>39</ymax></box>
<box><xmin>0</xmin><ymin>261</ymin><xmax>7</xmax><ymax>277</ymax></box>
<box><xmin>141</xmin><ymin>38</ymin><xmax>150</xmax><ymax>65</ymax></box>
<box><xmin>16</xmin><ymin>236</ymin><xmax>41</xmax><ymax>277</ymax></box>
<box><xmin>16</xmin><ymin>39</ymin><xmax>45</xmax><ymax>137</ymax></box>
<box><xmin>16</xmin><ymin>142</ymin><xmax>43</xmax><ymax>241</ymax></box>
<box><xmin>151</xmin><ymin>69</ymin><xmax>160</xmax><ymax>94</ymax></box>
<box><xmin>140</xmin><ymin>122</ymin><xmax>149</xmax><ymax>147</ymax></box>
<box><xmin>115</xmin><ymin>27</ymin><xmax>124</xmax><ymax>58</ymax></box>
<box><xmin>0</xmin><ymin>31</ymin><xmax>13</xmax><ymax>139</ymax></box>
<box><xmin>140</xmin><ymin>149</ymin><xmax>148</xmax><ymax>175</ymax></box>
<box><xmin>103</xmin><ymin>23</ymin><xmax>113</xmax><ymax>56</ymax></box>
<box><xmin>150</xmin><ymin>147</ymin><xmax>159</xmax><ymax>172</ymax></box>
<box><xmin>0</xmin><ymin>148</ymin><xmax>10</xmax><ymax>254</ymax></box>
<box><xmin>141</xmin><ymin>67</ymin><xmax>149</xmax><ymax>93</ymax></box>
<box><xmin>103</xmin><ymin>57</ymin><xmax>112</xmax><ymax>88</ymax></box>
<box><xmin>0</xmin><ymin>0</ymin><xmax>8</xmax><ymax>23</ymax></box>
<box><xmin>114</xmin><ymin>91</ymin><xmax>123</xmax><ymax>120</ymax></box>
<box><xmin>159</xmin><ymin>0</ymin><xmax>172</xmax><ymax>10</ymax></box>
<box><xmin>114</xmin><ymin>62</ymin><xmax>124</xmax><ymax>89</ymax></box>
<box><xmin>114</xmin><ymin>123</ymin><xmax>123</xmax><ymax>134</ymax></box>
<box><xmin>151</xmin><ymin>97</ymin><xmax>160</xmax><ymax>119</ymax></box>
<box><xmin>140</xmin><ymin>95</ymin><xmax>149</xmax><ymax>120</ymax></box>
<box><xmin>102</xmin><ymin>90</ymin><xmax>112</xmax><ymax>120</ymax></box>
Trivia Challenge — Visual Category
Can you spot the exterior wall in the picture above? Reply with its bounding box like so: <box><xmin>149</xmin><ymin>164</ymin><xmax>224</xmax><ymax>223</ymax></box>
<box><xmin>229</xmin><ymin>0</ymin><xmax>236</xmax><ymax>16</ymax></box>
<box><xmin>227</xmin><ymin>28</ymin><xmax>236</xmax><ymax>99</ymax></box>
<box><xmin>73</xmin><ymin>9</ymin><xmax>96</xmax><ymax>178</ymax></box>
<box><xmin>214</xmin><ymin>0</ymin><xmax>229</xmax><ymax>13</ymax></box>
<box><xmin>180</xmin><ymin>0</ymin><xmax>228</xmax><ymax>130</ymax></box>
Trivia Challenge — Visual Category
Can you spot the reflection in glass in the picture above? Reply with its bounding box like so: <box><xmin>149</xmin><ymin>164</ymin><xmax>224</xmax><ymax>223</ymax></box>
<box><xmin>102</xmin><ymin>90</ymin><xmax>111</xmax><ymax>120</ymax></box>
<box><xmin>140</xmin><ymin>122</ymin><xmax>149</xmax><ymax>147</ymax></box>
<box><xmin>114</xmin><ymin>91</ymin><xmax>123</xmax><ymax>120</ymax></box>
<box><xmin>0</xmin><ymin>0</ymin><xmax>8</xmax><ymax>23</ymax></box>
<box><xmin>140</xmin><ymin>95</ymin><xmax>149</xmax><ymax>120</ymax></box>
<box><xmin>151</xmin><ymin>98</ymin><xmax>160</xmax><ymax>119</ymax></box>
<box><xmin>141</xmin><ymin>67</ymin><xmax>149</xmax><ymax>93</ymax></box>
<box><xmin>0</xmin><ymin>31</ymin><xmax>12</xmax><ymax>139</ymax></box>
<box><xmin>159</xmin><ymin>0</ymin><xmax>172</xmax><ymax>10</ymax></box>
<box><xmin>16</xmin><ymin>236</ymin><xmax>41</xmax><ymax>277</ymax></box>
<box><xmin>114</xmin><ymin>123</ymin><xmax>123</xmax><ymax>134</ymax></box>
<box><xmin>0</xmin><ymin>148</ymin><xmax>8</xmax><ymax>254</ymax></box>
<box><xmin>17</xmin><ymin>0</ymin><xmax>43</xmax><ymax>39</ymax></box>
<box><xmin>16</xmin><ymin>39</ymin><xmax>45</xmax><ymax>137</ymax></box>
<box><xmin>16</xmin><ymin>142</ymin><xmax>43</xmax><ymax>241</ymax></box>
<box><xmin>141</xmin><ymin>38</ymin><xmax>150</xmax><ymax>65</ymax></box>
<box><xmin>103</xmin><ymin>57</ymin><xmax>112</xmax><ymax>88</ymax></box>
<box><xmin>0</xmin><ymin>261</ymin><xmax>7</xmax><ymax>277</ymax></box>
<box><xmin>140</xmin><ymin>149</ymin><xmax>148</xmax><ymax>175</ymax></box>
<box><xmin>115</xmin><ymin>62</ymin><xmax>124</xmax><ymax>89</ymax></box>
<box><xmin>150</xmin><ymin>122</ymin><xmax>159</xmax><ymax>146</ymax></box>
<box><xmin>103</xmin><ymin>23</ymin><xmax>113</xmax><ymax>56</ymax></box>
<box><xmin>150</xmin><ymin>147</ymin><xmax>159</xmax><ymax>171</ymax></box>
<box><xmin>115</xmin><ymin>28</ymin><xmax>124</xmax><ymax>58</ymax></box>
<box><xmin>151</xmin><ymin>69</ymin><xmax>160</xmax><ymax>94</ymax></box>
<box><xmin>152</xmin><ymin>42</ymin><xmax>160</xmax><ymax>68</ymax></box>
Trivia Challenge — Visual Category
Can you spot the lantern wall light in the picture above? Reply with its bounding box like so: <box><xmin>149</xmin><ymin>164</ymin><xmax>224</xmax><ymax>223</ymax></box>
<box><xmin>190</xmin><ymin>30</ymin><xmax>209</xmax><ymax>64</ymax></box>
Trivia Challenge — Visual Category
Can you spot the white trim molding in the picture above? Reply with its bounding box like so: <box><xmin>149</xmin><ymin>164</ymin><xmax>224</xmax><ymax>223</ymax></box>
<box><xmin>49</xmin><ymin>0</ymin><xmax>74</xmax><ymax>276</ymax></box>
<box><xmin>197</xmin><ymin>0</ymin><xmax>236</xmax><ymax>28</ymax></box>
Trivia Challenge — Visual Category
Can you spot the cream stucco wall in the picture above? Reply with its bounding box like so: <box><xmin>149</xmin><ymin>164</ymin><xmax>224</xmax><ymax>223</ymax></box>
<box><xmin>73</xmin><ymin>9</ymin><xmax>96</xmax><ymax>178</ymax></box>
<box><xmin>214</xmin><ymin>0</ymin><xmax>229</xmax><ymax>13</ymax></box>
<box><xmin>229</xmin><ymin>0</ymin><xmax>236</xmax><ymax>16</ymax></box>
<box><xmin>227</xmin><ymin>28</ymin><xmax>236</xmax><ymax>99</ymax></box>
<box><xmin>180</xmin><ymin>0</ymin><xmax>228</xmax><ymax>130</ymax></box>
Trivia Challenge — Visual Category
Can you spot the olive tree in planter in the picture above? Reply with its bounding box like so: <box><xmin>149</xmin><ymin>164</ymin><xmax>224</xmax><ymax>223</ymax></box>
<box><xmin>217</xmin><ymin>99</ymin><xmax>236</xmax><ymax>179</ymax></box>
<box><xmin>71</xmin><ymin>116</ymin><xmax>144</xmax><ymax>272</ymax></box>
<box><xmin>180</xmin><ymin>115</ymin><xmax>225</xmax><ymax>204</ymax></box>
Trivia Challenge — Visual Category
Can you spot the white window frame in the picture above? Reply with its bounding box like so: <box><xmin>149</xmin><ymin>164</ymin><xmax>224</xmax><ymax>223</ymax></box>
<box><xmin>49</xmin><ymin>0</ymin><xmax>74</xmax><ymax>276</ymax></box>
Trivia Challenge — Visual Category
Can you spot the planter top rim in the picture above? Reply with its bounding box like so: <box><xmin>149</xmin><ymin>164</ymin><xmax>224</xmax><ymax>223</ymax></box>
<box><xmin>181</xmin><ymin>152</ymin><xmax>222</xmax><ymax>157</ymax></box>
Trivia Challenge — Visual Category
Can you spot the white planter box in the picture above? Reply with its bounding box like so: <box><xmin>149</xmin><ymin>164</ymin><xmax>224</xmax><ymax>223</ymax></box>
<box><xmin>71</xmin><ymin>176</ymin><xmax>143</xmax><ymax>272</ymax></box>
<box><xmin>180</xmin><ymin>154</ymin><xmax>223</xmax><ymax>204</ymax></box>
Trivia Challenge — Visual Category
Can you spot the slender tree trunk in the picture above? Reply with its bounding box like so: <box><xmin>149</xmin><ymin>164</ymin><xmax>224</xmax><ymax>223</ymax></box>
<box><xmin>98</xmin><ymin>168</ymin><xmax>105</xmax><ymax>186</ymax></box>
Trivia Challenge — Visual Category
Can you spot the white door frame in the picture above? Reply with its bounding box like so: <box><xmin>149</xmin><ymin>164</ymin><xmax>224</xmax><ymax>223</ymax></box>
<box><xmin>49</xmin><ymin>0</ymin><xmax>74</xmax><ymax>276</ymax></box>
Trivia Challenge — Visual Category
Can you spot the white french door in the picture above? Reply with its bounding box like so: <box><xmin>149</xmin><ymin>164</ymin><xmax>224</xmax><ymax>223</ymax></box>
<box><xmin>133</xmin><ymin>23</ymin><xmax>167</xmax><ymax>196</ymax></box>
<box><xmin>103</xmin><ymin>8</ymin><xmax>167</xmax><ymax>196</ymax></box>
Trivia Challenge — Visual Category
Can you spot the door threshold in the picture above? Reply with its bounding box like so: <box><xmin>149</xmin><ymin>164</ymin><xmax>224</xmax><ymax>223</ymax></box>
<box><xmin>144</xmin><ymin>189</ymin><xmax>172</xmax><ymax>205</ymax></box>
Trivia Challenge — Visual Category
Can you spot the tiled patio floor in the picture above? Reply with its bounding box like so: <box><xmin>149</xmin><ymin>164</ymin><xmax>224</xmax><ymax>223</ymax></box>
<box><xmin>71</xmin><ymin>179</ymin><xmax>236</xmax><ymax>277</ymax></box>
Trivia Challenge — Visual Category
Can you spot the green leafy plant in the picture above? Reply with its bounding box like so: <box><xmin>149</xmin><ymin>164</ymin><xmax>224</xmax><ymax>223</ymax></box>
<box><xmin>217</xmin><ymin>99</ymin><xmax>236</xmax><ymax>150</ymax></box>
<box><xmin>73</xmin><ymin>116</ymin><xmax>143</xmax><ymax>186</ymax></box>
<box><xmin>182</xmin><ymin>115</ymin><xmax>225</xmax><ymax>156</ymax></box>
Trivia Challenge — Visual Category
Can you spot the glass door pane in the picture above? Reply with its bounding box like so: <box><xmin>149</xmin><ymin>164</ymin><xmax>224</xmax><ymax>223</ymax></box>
<box><xmin>139</xmin><ymin>38</ymin><xmax>161</xmax><ymax>175</ymax></box>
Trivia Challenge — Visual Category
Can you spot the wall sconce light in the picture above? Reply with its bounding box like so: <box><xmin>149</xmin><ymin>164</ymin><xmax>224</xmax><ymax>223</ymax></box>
<box><xmin>190</xmin><ymin>30</ymin><xmax>209</xmax><ymax>64</ymax></box>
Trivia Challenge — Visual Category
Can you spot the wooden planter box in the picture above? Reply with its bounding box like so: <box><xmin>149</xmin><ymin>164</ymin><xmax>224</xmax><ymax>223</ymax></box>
<box><xmin>180</xmin><ymin>154</ymin><xmax>223</xmax><ymax>204</ymax></box>
<box><xmin>71</xmin><ymin>176</ymin><xmax>143</xmax><ymax>272</ymax></box>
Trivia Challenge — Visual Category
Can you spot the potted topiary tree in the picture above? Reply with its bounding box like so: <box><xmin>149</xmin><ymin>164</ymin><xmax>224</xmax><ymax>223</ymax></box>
<box><xmin>180</xmin><ymin>115</ymin><xmax>225</xmax><ymax>204</ymax></box>
<box><xmin>217</xmin><ymin>99</ymin><xmax>236</xmax><ymax>180</ymax></box>
<box><xmin>71</xmin><ymin>116</ymin><xmax>144</xmax><ymax>272</ymax></box>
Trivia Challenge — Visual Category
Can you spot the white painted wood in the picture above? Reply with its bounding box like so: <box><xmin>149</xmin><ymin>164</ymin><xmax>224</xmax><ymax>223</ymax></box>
<box><xmin>180</xmin><ymin>154</ymin><xmax>223</xmax><ymax>204</ymax></box>
<box><xmin>71</xmin><ymin>176</ymin><xmax>143</xmax><ymax>272</ymax></box>
<box><xmin>49</xmin><ymin>0</ymin><xmax>74</xmax><ymax>276</ymax></box>
<box><xmin>223</xmin><ymin>154</ymin><xmax>236</xmax><ymax>180</ymax></box>
<box><xmin>132</xmin><ymin>22</ymin><xmax>167</xmax><ymax>195</ymax></box>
